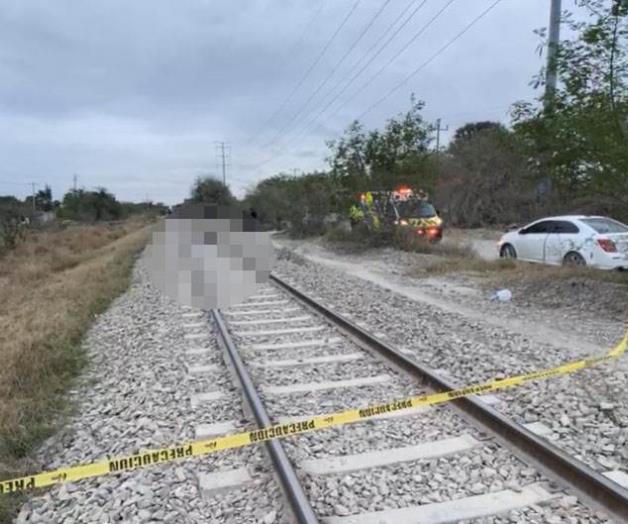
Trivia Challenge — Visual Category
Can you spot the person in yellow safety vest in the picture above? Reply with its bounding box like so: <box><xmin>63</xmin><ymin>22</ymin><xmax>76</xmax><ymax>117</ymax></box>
<box><xmin>349</xmin><ymin>192</ymin><xmax>381</xmax><ymax>230</ymax></box>
<box><xmin>362</xmin><ymin>192</ymin><xmax>381</xmax><ymax>230</ymax></box>
<box><xmin>366</xmin><ymin>193</ymin><xmax>381</xmax><ymax>230</ymax></box>
<box><xmin>349</xmin><ymin>201</ymin><xmax>364</xmax><ymax>223</ymax></box>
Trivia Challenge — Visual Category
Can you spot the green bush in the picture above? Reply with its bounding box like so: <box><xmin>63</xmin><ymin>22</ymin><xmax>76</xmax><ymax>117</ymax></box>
<box><xmin>190</xmin><ymin>176</ymin><xmax>237</xmax><ymax>206</ymax></box>
<box><xmin>58</xmin><ymin>188</ymin><xmax>122</xmax><ymax>222</ymax></box>
<box><xmin>0</xmin><ymin>207</ymin><xmax>26</xmax><ymax>252</ymax></box>
<box><xmin>244</xmin><ymin>172</ymin><xmax>344</xmax><ymax>237</ymax></box>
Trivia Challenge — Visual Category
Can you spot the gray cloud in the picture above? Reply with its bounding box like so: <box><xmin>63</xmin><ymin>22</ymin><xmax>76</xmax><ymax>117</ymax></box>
<box><xmin>0</xmin><ymin>0</ymin><xmax>585</xmax><ymax>203</ymax></box>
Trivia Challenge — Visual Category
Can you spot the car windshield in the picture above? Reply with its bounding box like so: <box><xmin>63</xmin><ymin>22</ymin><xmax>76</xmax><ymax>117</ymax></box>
<box><xmin>397</xmin><ymin>200</ymin><xmax>437</xmax><ymax>218</ymax></box>
<box><xmin>581</xmin><ymin>218</ymin><xmax>628</xmax><ymax>234</ymax></box>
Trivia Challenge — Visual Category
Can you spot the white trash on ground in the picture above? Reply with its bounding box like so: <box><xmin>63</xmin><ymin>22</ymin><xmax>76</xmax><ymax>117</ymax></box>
<box><xmin>490</xmin><ymin>289</ymin><xmax>513</xmax><ymax>302</ymax></box>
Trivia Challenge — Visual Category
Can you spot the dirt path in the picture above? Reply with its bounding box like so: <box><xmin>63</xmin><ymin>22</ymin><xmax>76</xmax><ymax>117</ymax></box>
<box><xmin>442</xmin><ymin>227</ymin><xmax>501</xmax><ymax>261</ymax></box>
<box><xmin>272</xmin><ymin>235</ymin><xmax>626</xmax><ymax>356</ymax></box>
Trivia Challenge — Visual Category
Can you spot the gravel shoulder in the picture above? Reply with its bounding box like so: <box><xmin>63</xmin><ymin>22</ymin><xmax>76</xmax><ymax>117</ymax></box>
<box><xmin>13</xmin><ymin>237</ymin><xmax>626</xmax><ymax>523</ymax></box>
<box><xmin>272</xmin><ymin>237</ymin><xmax>628</xmax><ymax>475</ymax></box>
<box><xmin>273</xmin><ymin>233</ymin><xmax>626</xmax><ymax>351</ymax></box>
<box><xmin>225</xmin><ymin>283</ymin><xmax>609</xmax><ymax>523</ymax></box>
<box><xmin>16</xmin><ymin>259</ymin><xmax>283</xmax><ymax>524</ymax></box>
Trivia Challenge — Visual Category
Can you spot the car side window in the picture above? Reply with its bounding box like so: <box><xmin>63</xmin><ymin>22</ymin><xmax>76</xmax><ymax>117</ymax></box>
<box><xmin>522</xmin><ymin>221</ymin><xmax>551</xmax><ymax>234</ymax></box>
<box><xmin>552</xmin><ymin>221</ymin><xmax>579</xmax><ymax>234</ymax></box>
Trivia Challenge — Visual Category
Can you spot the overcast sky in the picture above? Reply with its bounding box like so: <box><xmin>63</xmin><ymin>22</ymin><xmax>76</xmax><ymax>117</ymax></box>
<box><xmin>0</xmin><ymin>0</ymin><xmax>587</xmax><ymax>204</ymax></box>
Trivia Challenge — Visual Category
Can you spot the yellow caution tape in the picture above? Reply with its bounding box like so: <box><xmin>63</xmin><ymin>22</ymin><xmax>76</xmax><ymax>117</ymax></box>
<box><xmin>2</xmin><ymin>331</ymin><xmax>626</xmax><ymax>495</ymax></box>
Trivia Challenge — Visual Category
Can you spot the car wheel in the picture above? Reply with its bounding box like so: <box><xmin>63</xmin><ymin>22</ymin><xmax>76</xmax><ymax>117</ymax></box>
<box><xmin>563</xmin><ymin>251</ymin><xmax>586</xmax><ymax>267</ymax></box>
<box><xmin>500</xmin><ymin>244</ymin><xmax>517</xmax><ymax>259</ymax></box>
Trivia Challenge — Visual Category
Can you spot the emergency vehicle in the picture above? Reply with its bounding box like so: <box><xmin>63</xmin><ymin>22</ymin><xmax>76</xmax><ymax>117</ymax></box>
<box><xmin>349</xmin><ymin>186</ymin><xmax>443</xmax><ymax>241</ymax></box>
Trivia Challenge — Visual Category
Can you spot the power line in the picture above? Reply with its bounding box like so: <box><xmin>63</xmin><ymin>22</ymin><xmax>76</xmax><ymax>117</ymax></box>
<box><xmin>248</xmin><ymin>1</ymin><xmax>360</xmax><ymax>147</ymax></box>
<box><xmin>253</xmin><ymin>0</ymin><xmax>503</xmax><ymax>172</ymax></box>
<box><xmin>30</xmin><ymin>182</ymin><xmax>39</xmax><ymax>212</ymax></box>
<box><xmin>259</xmin><ymin>0</ymin><xmax>393</xmax><ymax>149</ymax></box>
<box><xmin>215</xmin><ymin>141</ymin><xmax>231</xmax><ymax>185</ymax></box>
<box><xmin>244</xmin><ymin>1</ymin><xmax>327</xmax><ymax>144</ymax></box>
<box><xmin>283</xmin><ymin>0</ymin><xmax>451</xmax><ymax>152</ymax></box>
<box><xmin>340</xmin><ymin>0</ymin><xmax>455</xmax><ymax>109</ymax></box>
<box><xmin>291</xmin><ymin>0</ymin><xmax>428</xmax><ymax>140</ymax></box>
<box><xmin>441</xmin><ymin>104</ymin><xmax>512</xmax><ymax>122</ymax></box>
<box><xmin>0</xmin><ymin>180</ymin><xmax>34</xmax><ymax>186</ymax></box>
<box><xmin>252</xmin><ymin>0</ymin><xmax>426</xmax><ymax>167</ymax></box>
<box><xmin>285</xmin><ymin>1</ymin><xmax>327</xmax><ymax>61</ymax></box>
<box><xmin>300</xmin><ymin>0</ymin><xmax>416</xmax><ymax>132</ymax></box>
<box><xmin>434</xmin><ymin>118</ymin><xmax>449</xmax><ymax>153</ymax></box>
<box><xmin>358</xmin><ymin>0</ymin><xmax>504</xmax><ymax>120</ymax></box>
<box><xmin>0</xmin><ymin>181</ymin><xmax>43</xmax><ymax>208</ymax></box>
<box><xmin>260</xmin><ymin>1</ymin><xmax>362</xmax><ymax>148</ymax></box>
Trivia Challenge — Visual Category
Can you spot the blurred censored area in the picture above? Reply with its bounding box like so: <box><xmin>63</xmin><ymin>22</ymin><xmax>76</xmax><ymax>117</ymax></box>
<box><xmin>145</xmin><ymin>204</ymin><xmax>274</xmax><ymax>309</ymax></box>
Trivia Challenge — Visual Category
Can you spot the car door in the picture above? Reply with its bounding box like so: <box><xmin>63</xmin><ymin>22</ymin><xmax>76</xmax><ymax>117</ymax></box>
<box><xmin>544</xmin><ymin>220</ymin><xmax>580</xmax><ymax>264</ymax></box>
<box><xmin>516</xmin><ymin>220</ymin><xmax>552</xmax><ymax>261</ymax></box>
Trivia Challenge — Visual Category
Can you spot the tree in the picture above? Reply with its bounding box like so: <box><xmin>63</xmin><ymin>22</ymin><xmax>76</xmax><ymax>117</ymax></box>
<box><xmin>243</xmin><ymin>171</ymin><xmax>342</xmax><ymax>236</ymax></box>
<box><xmin>326</xmin><ymin>120</ymin><xmax>369</xmax><ymax>195</ymax></box>
<box><xmin>58</xmin><ymin>188</ymin><xmax>121</xmax><ymax>222</ymax></box>
<box><xmin>90</xmin><ymin>187</ymin><xmax>120</xmax><ymax>221</ymax></box>
<box><xmin>242</xmin><ymin>175</ymin><xmax>293</xmax><ymax>229</ymax></box>
<box><xmin>0</xmin><ymin>204</ymin><xmax>26</xmax><ymax>251</ymax></box>
<box><xmin>120</xmin><ymin>201</ymin><xmax>169</xmax><ymax>217</ymax></box>
<box><xmin>328</xmin><ymin>97</ymin><xmax>435</xmax><ymax>195</ymax></box>
<box><xmin>36</xmin><ymin>185</ymin><xmax>53</xmax><ymax>212</ymax></box>
<box><xmin>452</xmin><ymin>122</ymin><xmax>506</xmax><ymax>145</ymax></box>
<box><xmin>190</xmin><ymin>176</ymin><xmax>236</xmax><ymax>206</ymax></box>
<box><xmin>435</xmin><ymin>126</ymin><xmax>535</xmax><ymax>226</ymax></box>
<box><xmin>512</xmin><ymin>0</ymin><xmax>628</xmax><ymax>219</ymax></box>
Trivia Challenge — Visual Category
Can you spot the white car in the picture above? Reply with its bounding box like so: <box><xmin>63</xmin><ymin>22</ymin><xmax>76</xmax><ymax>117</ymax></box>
<box><xmin>498</xmin><ymin>215</ymin><xmax>628</xmax><ymax>270</ymax></box>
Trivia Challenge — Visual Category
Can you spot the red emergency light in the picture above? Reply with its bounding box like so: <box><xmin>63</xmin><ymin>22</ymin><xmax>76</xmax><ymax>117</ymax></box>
<box><xmin>394</xmin><ymin>185</ymin><xmax>413</xmax><ymax>199</ymax></box>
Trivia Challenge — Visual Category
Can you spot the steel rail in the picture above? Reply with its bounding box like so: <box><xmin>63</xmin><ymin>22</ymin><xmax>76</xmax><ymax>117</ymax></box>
<box><xmin>270</xmin><ymin>274</ymin><xmax>628</xmax><ymax>522</ymax></box>
<box><xmin>210</xmin><ymin>309</ymin><xmax>319</xmax><ymax>524</ymax></box>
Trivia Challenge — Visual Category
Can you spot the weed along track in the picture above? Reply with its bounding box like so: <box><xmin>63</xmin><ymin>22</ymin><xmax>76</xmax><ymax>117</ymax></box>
<box><xmin>210</xmin><ymin>277</ymin><xmax>628</xmax><ymax>523</ymax></box>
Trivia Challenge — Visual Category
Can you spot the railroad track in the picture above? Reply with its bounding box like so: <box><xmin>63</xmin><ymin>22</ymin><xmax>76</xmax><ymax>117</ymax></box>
<box><xmin>194</xmin><ymin>275</ymin><xmax>628</xmax><ymax>523</ymax></box>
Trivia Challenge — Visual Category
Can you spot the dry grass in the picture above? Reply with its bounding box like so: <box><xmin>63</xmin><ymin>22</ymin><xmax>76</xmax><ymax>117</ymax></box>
<box><xmin>322</xmin><ymin>227</ymin><xmax>390</xmax><ymax>254</ymax></box>
<box><xmin>411</xmin><ymin>248</ymin><xmax>627</xmax><ymax>320</ymax></box>
<box><xmin>0</xmin><ymin>218</ymin><xmax>153</xmax><ymax>521</ymax></box>
<box><xmin>393</xmin><ymin>227</ymin><xmax>476</xmax><ymax>259</ymax></box>
<box><xmin>482</xmin><ymin>262</ymin><xmax>628</xmax><ymax>321</ymax></box>
<box><xmin>325</xmin><ymin>226</ymin><xmax>628</xmax><ymax>289</ymax></box>
<box><xmin>487</xmin><ymin>260</ymin><xmax>628</xmax><ymax>287</ymax></box>
<box><xmin>415</xmin><ymin>252</ymin><xmax>628</xmax><ymax>286</ymax></box>
<box><xmin>418</xmin><ymin>256</ymin><xmax>518</xmax><ymax>275</ymax></box>
<box><xmin>323</xmin><ymin>226</ymin><xmax>479</xmax><ymax>258</ymax></box>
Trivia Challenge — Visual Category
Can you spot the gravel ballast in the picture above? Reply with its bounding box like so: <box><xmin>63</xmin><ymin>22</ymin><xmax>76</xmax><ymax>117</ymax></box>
<box><xmin>15</xmin><ymin>250</ymin><xmax>621</xmax><ymax>523</ymax></box>
<box><xmin>224</xmin><ymin>277</ymin><xmax>611</xmax><ymax>523</ymax></box>
<box><xmin>17</xmin><ymin>263</ymin><xmax>285</xmax><ymax>524</ymax></box>
<box><xmin>272</xmin><ymin>252</ymin><xmax>628</xmax><ymax>476</ymax></box>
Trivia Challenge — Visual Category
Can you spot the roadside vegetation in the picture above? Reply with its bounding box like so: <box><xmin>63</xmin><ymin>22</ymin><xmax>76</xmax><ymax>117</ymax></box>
<box><xmin>0</xmin><ymin>175</ymin><xmax>252</xmax><ymax>520</ymax></box>
<box><xmin>0</xmin><ymin>214</ymin><xmax>154</xmax><ymax>520</ymax></box>
<box><xmin>243</xmin><ymin>1</ymin><xmax>626</xmax><ymax>237</ymax></box>
<box><xmin>241</xmin><ymin>1</ymin><xmax>627</xmax><ymax>292</ymax></box>
<box><xmin>0</xmin><ymin>185</ymin><xmax>166</xmax><ymax>253</ymax></box>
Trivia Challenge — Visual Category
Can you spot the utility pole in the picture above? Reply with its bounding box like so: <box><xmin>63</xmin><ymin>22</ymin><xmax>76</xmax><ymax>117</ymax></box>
<box><xmin>73</xmin><ymin>173</ymin><xmax>78</xmax><ymax>193</ymax></box>
<box><xmin>220</xmin><ymin>143</ymin><xmax>226</xmax><ymax>186</ymax></box>
<box><xmin>215</xmin><ymin>142</ymin><xmax>230</xmax><ymax>186</ymax></box>
<box><xmin>539</xmin><ymin>0</ymin><xmax>562</xmax><ymax>200</ymax></box>
<box><xmin>435</xmin><ymin>118</ymin><xmax>449</xmax><ymax>153</ymax></box>
<box><xmin>30</xmin><ymin>182</ymin><xmax>38</xmax><ymax>213</ymax></box>
<box><xmin>545</xmin><ymin>0</ymin><xmax>562</xmax><ymax>108</ymax></box>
